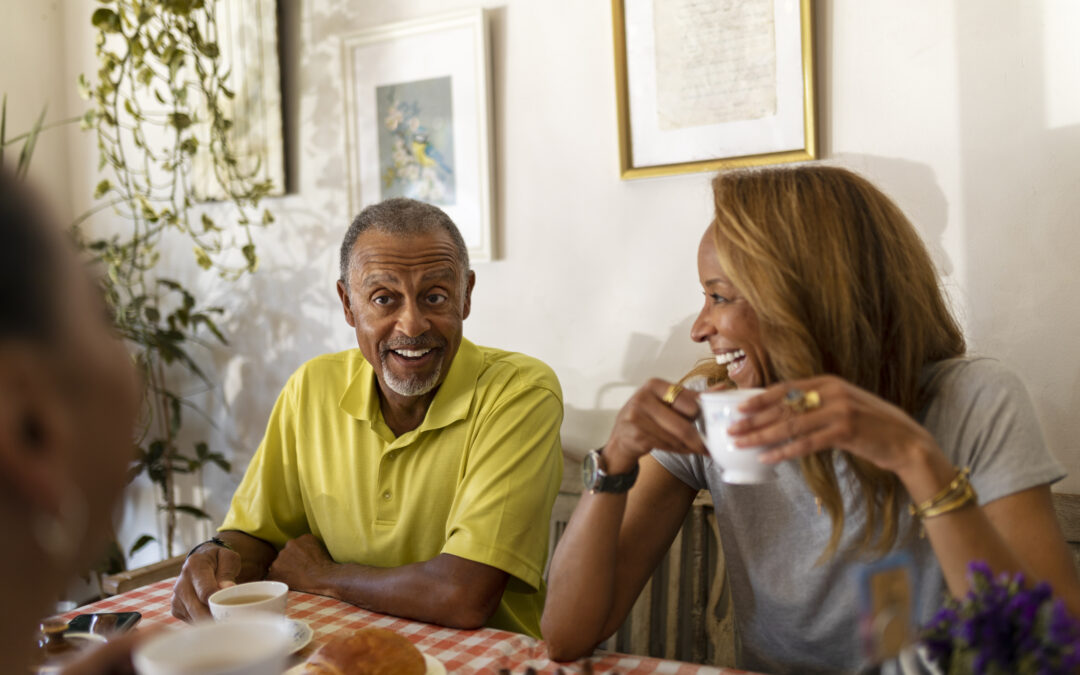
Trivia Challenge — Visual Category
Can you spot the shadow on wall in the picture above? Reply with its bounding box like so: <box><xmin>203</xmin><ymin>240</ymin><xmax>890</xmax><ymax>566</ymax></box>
<box><xmin>832</xmin><ymin>153</ymin><xmax>953</xmax><ymax>280</ymax></box>
<box><xmin>563</xmin><ymin>313</ymin><xmax>708</xmax><ymax>458</ymax></box>
<box><xmin>954</xmin><ymin>3</ymin><xmax>1080</xmax><ymax>487</ymax></box>
<box><xmin>291</xmin><ymin>0</ymin><xmax>352</xmax><ymax>214</ymax></box>
<box><xmin>193</xmin><ymin>0</ymin><xmax>375</xmax><ymax>521</ymax></box>
<box><xmin>196</xmin><ymin>205</ymin><xmax>345</xmax><ymax>525</ymax></box>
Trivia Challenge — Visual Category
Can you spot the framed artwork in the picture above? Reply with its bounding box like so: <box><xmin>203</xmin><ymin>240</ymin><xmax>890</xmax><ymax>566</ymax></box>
<box><xmin>612</xmin><ymin>0</ymin><xmax>817</xmax><ymax>179</ymax></box>
<box><xmin>342</xmin><ymin>9</ymin><xmax>495</xmax><ymax>262</ymax></box>
<box><xmin>191</xmin><ymin>0</ymin><xmax>285</xmax><ymax>199</ymax></box>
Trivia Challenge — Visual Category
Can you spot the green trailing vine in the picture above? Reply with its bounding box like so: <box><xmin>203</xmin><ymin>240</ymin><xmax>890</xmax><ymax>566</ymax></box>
<box><xmin>3</xmin><ymin>0</ymin><xmax>279</xmax><ymax>574</ymax></box>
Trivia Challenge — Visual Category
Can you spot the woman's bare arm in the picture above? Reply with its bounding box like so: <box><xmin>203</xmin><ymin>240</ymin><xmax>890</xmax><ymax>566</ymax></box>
<box><xmin>543</xmin><ymin>456</ymin><xmax>698</xmax><ymax>660</ymax></box>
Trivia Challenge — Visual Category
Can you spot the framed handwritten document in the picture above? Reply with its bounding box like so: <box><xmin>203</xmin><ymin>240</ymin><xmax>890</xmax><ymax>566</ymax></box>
<box><xmin>612</xmin><ymin>0</ymin><xmax>817</xmax><ymax>179</ymax></box>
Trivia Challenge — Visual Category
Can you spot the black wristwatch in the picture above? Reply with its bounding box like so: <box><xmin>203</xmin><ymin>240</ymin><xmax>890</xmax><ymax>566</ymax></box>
<box><xmin>582</xmin><ymin>448</ymin><xmax>639</xmax><ymax>493</ymax></box>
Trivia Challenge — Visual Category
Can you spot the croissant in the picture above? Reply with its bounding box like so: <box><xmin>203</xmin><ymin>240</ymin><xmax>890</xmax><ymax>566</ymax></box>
<box><xmin>301</xmin><ymin>627</ymin><xmax>426</xmax><ymax>675</ymax></box>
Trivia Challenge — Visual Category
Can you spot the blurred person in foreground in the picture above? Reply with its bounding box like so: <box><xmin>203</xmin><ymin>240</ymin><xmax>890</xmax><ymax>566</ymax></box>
<box><xmin>543</xmin><ymin>165</ymin><xmax>1080</xmax><ymax>673</ymax></box>
<box><xmin>0</xmin><ymin>166</ymin><xmax>142</xmax><ymax>673</ymax></box>
<box><xmin>171</xmin><ymin>198</ymin><xmax>563</xmax><ymax>637</ymax></box>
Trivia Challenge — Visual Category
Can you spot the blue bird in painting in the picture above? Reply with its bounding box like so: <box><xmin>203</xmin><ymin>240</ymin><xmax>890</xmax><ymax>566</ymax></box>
<box><xmin>410</xmin><ymin>133</ymin><xmax>452</xmax><ymax>175</ymax></box>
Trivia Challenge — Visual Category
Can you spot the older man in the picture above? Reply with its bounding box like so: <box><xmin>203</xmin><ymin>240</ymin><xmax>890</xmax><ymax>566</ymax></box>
<box><xmin>171</xmin><ymin>198</ymin><xmax>563</xmax><ymax>637</ymax></box>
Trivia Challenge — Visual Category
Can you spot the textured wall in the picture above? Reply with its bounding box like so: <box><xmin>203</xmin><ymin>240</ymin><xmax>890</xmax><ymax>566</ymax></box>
<box><xmin>4</xmin><ymin>0</ymin><xmax>1079</xmax><ymax>566</ymax></box>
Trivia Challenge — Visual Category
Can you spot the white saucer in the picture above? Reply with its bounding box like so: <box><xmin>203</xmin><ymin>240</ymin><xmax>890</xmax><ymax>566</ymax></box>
<box><xmin>60</xmin><ymin>632</ymin><xmax>108</xmax><ymax>645</ymax></box>
<box><xmin>423</xmin><ymin>653</ymin><xmax>446</xmax><ymax>675</ymax></box>
<box><xmin>36</xmin><ymin>633</ymin><xmax>108</xmax><ymax>674</ymax></box>
<box><xmin>284</xmin><ymin>652</ymin><xmax>444</xmax><ymax>674</ymax></box>
<box><xmin>287</xmin><ymin>619</ymin><xmax>313</xmax><ymax>654</ymax></box>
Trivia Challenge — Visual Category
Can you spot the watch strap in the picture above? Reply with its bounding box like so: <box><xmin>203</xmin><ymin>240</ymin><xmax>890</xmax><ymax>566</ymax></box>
<box><xmin>585</xmin><ymin>448</ymin><xmax>640</xmax><ymax>493</ymax></box>
<box><xmin>600</xmin><ymin>461</ymin><xmax>639</xmax><ymax>492</ymax></box>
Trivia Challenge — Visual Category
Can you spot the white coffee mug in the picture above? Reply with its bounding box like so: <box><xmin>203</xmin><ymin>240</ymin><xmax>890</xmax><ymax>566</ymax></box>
<box><xmin>697</xmin><ymin>388</ymin><xmax>777</xmax><ymax>484</ymax></box>
<box><xmin>133</xmin><ymin>616</ymin><xmax>293</xmax><ymax>675</ymax></box>
<box><xmin>208</xmin><ymin>581</ymin><xmax>288</xmax><ymax>621</ymax></box>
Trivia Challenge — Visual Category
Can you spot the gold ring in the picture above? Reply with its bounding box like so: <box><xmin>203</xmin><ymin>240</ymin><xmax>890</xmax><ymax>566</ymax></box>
<box><xmin>661</xmin><ymin>383</ymin><xmax>684</xmax><ymax>406</ymax></box>
<box><xmin>783</xmin><ymin>388</ymin><xmax>822</xmax><ymax>414</ymax></box>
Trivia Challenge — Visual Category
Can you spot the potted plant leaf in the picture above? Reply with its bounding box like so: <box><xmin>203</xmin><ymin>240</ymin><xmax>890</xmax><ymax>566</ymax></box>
<box><xmin>2</xmin><ymin>0</ymin><xmax>279</xmax><ymax>596</ymax></box>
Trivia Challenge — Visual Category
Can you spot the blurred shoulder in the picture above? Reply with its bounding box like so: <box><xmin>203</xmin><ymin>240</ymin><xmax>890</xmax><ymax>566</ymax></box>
<box><xmin>924</xmin><ymin>356</ymin><xmax>1028</xmax><ymax>398</ymax></box>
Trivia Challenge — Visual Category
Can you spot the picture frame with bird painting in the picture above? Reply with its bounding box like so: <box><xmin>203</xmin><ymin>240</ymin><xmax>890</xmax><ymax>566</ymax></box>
<box><xmin>342</xmin><ymin>9</ymin><xmax>495</xmax><ymax>261</ymax></box>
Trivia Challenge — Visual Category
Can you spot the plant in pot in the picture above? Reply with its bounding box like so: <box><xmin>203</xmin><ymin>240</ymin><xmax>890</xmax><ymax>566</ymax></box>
<box><xmin>2</xmin><ymin>0</ymin><xmax>278</xmax><ymax>595</ymax></box>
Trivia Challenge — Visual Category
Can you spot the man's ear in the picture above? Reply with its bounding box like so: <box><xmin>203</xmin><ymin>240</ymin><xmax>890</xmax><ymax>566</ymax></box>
<box><xmin>0</xmin><ymin>343</ymin><xmax>70</xmax><ymax>517</ymax></box>
<box><xmin>462</xmin><ymin>270</ymin><xmax>476</xmax><ymax>320</ymax></box>
<box><xmin>336</xmin><ymin>279</ymin><xmax>357</xmax><ymax>328</ymax></box>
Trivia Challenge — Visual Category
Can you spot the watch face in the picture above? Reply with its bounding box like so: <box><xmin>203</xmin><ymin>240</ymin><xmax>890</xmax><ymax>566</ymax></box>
<box><xmin>582</xmin><ymin>450</ymin><xmax>600</xmax><ymax>489</ymax></box>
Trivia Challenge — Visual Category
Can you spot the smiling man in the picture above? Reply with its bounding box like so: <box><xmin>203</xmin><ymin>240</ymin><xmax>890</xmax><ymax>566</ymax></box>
<box><xmin>171</xmin><ymin>198</ymin><xmax>564</xmax><ymax>637</ymax></box>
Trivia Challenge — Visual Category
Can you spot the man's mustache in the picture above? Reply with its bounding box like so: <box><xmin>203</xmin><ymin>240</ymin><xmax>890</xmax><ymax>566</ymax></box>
<box><xmin>381</xmin><ymin>336</ymin><xmax>446</xmax><ymax>353</ymax></box>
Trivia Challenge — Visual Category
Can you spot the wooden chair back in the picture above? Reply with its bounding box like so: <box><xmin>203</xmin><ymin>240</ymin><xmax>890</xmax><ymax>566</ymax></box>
<box><xmin>1052</xmin><ymin>492</ymin><xmax>1080</xmax><ymax>572</ymax></box>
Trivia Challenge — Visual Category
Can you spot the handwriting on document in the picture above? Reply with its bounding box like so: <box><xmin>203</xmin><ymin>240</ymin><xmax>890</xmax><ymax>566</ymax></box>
<box><xmin>653</xmin><ymin>0</ymin><xmax>778</xmax><ymax>130</ymax></box>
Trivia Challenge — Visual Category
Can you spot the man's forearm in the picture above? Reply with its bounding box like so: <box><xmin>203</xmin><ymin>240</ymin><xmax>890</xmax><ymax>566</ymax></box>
<box><xmin>216</xmin><ymin>530</ymin><xmax>277</xmax><ymax>583</ymax></box>
<box><xmin>318</xmin><ymin>557</ymin><xmax>505</xmax><ymax>629</ymax></box>
<box><xmin>268</xmin><ymin>539</ymin><xmax>507</xmax><ymax>630</ymax></box>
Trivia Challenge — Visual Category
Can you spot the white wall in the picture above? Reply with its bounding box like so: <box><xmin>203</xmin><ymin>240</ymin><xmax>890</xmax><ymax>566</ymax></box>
<box><xmin>0</xmin><ymin>1</ymin><xmax>74</xmax><ymax>221</ymax></box>
<box><xmin>5</xmin><ymin>0</ymin><xmax>1080</xmax><ymax>563</ymax></box>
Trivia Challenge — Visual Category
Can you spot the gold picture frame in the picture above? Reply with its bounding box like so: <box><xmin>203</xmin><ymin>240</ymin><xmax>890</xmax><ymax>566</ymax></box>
<box><xmin>613</xmin><ymin>0</ymin><xmax>817</xmax><ymax>180</ymax></box>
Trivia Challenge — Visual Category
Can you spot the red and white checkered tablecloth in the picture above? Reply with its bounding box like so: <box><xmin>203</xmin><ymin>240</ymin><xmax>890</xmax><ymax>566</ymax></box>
<box><xmin>61</xmin><ymin>578</ymin><xmax>760</xmax><ymax>674</ymax></box>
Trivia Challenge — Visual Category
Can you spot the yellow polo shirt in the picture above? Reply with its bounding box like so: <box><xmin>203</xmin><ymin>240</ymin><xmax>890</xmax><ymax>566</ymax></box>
<box><xmin>219</xmin><ymin>338</ymin><xmax>563</xmax><ymax>637</ymax></box>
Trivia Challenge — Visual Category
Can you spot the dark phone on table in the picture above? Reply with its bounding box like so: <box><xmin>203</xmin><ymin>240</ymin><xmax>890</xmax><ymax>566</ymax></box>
<box><xmin>66</xmin><ymin>612</ymin><xmax>141</xmax><ymax>635</ymax></box>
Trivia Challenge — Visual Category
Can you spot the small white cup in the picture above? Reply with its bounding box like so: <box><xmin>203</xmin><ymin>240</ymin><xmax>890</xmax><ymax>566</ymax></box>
<box><xmin>133</xmin><ymin>616</ymin><xmax>293</xmax><ymax>675</ymax></box>
<box><xmin>208</xmin><ymin>581</ymin><xmax>288</xmax><ymax>621</ymax></box>
<box><xmin>697</xmin><ymin>388</ymin><xmax>777</xmax><ymax>484</ymax></box>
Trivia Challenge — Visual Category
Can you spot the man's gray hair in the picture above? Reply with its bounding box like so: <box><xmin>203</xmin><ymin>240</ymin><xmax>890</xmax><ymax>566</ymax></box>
<box><xmin>339</xmin><ymin>198</ymin><xmax>470</xmax><ymax>284</ymax></box>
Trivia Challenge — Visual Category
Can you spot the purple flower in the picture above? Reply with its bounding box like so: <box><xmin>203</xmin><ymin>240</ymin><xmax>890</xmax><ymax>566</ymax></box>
<box><xmin>920</xmin><ymin>561</ymin><xmax>1080</xmax><ymax>674</ymax></box>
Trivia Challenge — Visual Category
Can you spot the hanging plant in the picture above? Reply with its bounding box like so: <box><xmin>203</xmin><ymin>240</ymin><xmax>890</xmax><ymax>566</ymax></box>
<box><xmin>3</xmin><ymin>0</ymin><xmax>280</xmax><ymax>574</ymax></box>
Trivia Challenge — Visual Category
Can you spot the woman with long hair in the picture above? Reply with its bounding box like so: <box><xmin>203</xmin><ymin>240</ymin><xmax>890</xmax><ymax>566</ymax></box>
<box><xmin>543</xmin><ymin>165</ymin><xmax>1080</xmax><ymax>674</ymax></box>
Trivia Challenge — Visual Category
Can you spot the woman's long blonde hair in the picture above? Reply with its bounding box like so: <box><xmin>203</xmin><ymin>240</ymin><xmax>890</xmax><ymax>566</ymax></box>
<box><xmin>706</xmin><ymin>165</ymin><xmax>965</xmax><ymax>558</ymax></box>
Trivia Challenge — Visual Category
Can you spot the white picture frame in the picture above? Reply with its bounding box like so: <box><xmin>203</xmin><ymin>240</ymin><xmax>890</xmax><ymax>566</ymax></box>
<box><xmin>613</xmin><ymin>0</ymin><xmax>817</xmax><ymax>179</ymax></box>
<box><xmin>342</xmin><ymin>9</ymin><xmax>495</xmax><ymax>262</ymax></box>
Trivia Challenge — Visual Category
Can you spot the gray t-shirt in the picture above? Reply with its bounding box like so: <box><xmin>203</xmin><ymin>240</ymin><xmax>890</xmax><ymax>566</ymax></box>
<box><xmin>652</xmin><ymin>358</ymin><xmax>1064</xmax><ymax>675</ymax></box>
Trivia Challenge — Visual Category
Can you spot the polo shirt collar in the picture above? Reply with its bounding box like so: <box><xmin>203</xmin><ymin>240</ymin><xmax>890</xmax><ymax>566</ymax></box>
<box><xmin>338</xmin><ymin>338</ymin><xmax>483</xmax><ymax>432</ymax></box>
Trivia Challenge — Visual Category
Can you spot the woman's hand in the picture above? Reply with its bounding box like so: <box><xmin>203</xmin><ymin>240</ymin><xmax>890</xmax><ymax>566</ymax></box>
<box><xmin>602</xmin><ymin>378</ymin><xmax>709</xmax><ymax>473</ymax></box>
<box><xmin>727</xmin><ymin>375</ymin><xmax>939</xmax><ymax>476</ymax></box>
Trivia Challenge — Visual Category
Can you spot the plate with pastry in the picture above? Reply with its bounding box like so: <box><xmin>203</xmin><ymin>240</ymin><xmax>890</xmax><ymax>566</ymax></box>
<box><xmin>286</xmin><ymin>626</ymin><xmax>444</xmax><ymax>675</ymax></box>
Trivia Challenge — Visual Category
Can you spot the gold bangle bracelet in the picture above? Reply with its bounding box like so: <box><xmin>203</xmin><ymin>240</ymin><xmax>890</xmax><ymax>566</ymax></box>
<box><xmin>920</xmin><ymin>481</ymin><xmax>978</xmax><ymax>519</ymax></box>
<box><xmin>908</xmin><ymin>467</ymin><xmax>972</xmax><ymax>519</ymax></box>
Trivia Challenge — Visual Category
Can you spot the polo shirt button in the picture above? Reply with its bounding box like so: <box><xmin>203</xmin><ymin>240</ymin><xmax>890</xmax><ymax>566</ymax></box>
<box><xmin>388</xmin><ymin>450</ymin><xmax>399</xmax><ymax>460</ymax></box>
<box><xmin>382</xmin><ymin>490</ymin><xmax>392</xmax><ymax>501</ymax></box>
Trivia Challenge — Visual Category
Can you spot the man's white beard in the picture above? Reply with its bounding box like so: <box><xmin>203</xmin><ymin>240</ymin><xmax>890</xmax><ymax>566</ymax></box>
<box><xmin>381</xmin><ymin>357</ymin><xmax>442</xmax><ymax>397</ymax></box>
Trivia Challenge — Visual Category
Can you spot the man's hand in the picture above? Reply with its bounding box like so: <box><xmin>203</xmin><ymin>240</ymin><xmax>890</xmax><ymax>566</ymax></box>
<box><xmin>267</xmin><ymin>534</ymin><xmax>337</xmax><ymax>597</ymax></box>
<box><xmin>170</xmin><ymin>544</ymin><xmax>241</xmax><ymax>622</ymax></box>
